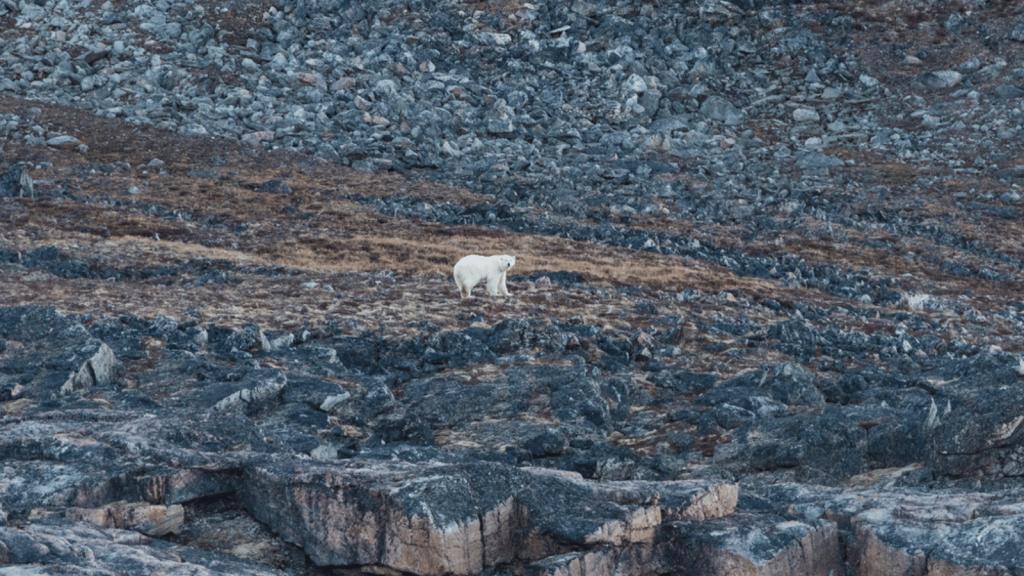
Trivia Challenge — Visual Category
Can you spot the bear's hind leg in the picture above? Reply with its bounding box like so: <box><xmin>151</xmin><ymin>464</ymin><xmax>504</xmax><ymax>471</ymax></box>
<box><xmin>455</xmin><ymin>272</ymin><xmax>473</xmax><ymax>298</ymax></box>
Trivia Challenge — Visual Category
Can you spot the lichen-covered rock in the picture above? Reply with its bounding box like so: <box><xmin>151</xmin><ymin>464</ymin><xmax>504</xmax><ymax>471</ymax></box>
<box><xmin>712</xmin><ymin>409</ymin><xmax>867</xmax><ymax>483</ymax></box>
<box><xmin>211</xmin><ymin>370</ymin><xmax>288</xmax><ymax>415</ymax></box>
<box><xmin>846</xmin><ymin>492</ymin><xmax>1024</xmax><ymax>575</ymax></box>
<box><xmin>0</xmin><ymin>306</ymin><xmax>124</xmax><ymax>400</ymax></box>
<box><xmin>666</xmin><ymin>515</ymin><xmax>841</xmax><ymax>576</ymax></box>
<box><xmin>0</xmin><ymin>413</ymin><xmax>259</xmax><ymax>518</ymax></box>
<box><xmin>0</xmin><ymin>164</ymin><xmax>33</xmax><ymax>198</ymax></box>
<box><xmin>0</xmin><ymin>519</ymin><xmax>286</xmax><ymax>575</ymax></box>
<box><xmin>752</xmin><ymin>484</ymin><xmax>1024</xmax><ymax>576</ymax></box>
<box><xmin>208</xmin><ymin>323</ymin><xmax>271</xmax><ymax>356</ymax></box>
<box><xmin>236</xmin><ymin>457</ymin><xmax>735</xmax><ymax>576</ymax></box>
<box><xmin>60</xmin><ymin>342</ymin><xmax>121</xmax><ymax>395</ymax></box>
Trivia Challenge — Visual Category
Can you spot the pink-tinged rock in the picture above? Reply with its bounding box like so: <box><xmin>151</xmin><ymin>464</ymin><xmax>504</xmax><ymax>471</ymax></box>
<box><xmin>524</xmin><ymin>543</ymin><xmax>659</xmax><ymax>576</ymax></box>
<box><xmin>330</xmin><ymin>76</ymin><xmax>356</xmax><ymax>93</ymax></box>
<box><xmin>296</xmin><ymin>72</ymin><xmax>327</xmax><ymax>90</ymax></box>
<box><xmin>237</xmin><ymin>458</ymin><xmax>737</xmax><ymax>576</ymax></box>
<box><xmin>241</xmin><ymin>131</ymin><xmax>274</xmax><ymax>146</ymax></box>
<box><xmin>66</xmin><ymin>500</ymin><xmax>184</xmax><ymax>536</ymax></box>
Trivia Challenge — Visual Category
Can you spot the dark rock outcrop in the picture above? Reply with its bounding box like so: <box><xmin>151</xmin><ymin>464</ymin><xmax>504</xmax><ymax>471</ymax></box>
<box><xmin>0</xmin><ymin>164</ymin><xmax>32</xmax><ymax>198</ymax></box>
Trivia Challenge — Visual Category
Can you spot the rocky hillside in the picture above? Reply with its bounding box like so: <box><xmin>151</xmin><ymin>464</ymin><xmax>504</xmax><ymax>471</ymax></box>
<box><xmin>4</xmin><ymin>0</ymin><xmax>1024</xmax><ymax>574</ymax></box>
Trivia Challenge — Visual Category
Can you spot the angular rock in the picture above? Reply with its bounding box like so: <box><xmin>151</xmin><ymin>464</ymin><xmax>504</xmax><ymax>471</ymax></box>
<box><xmin>443</xmin><ymin>331</ymin><xmax>497</xmax><ymax>368</ymax></box>
<box><xmin>296</xmin><ymin>72</ymin><xmax>326</xmax><ymax>91</ymax></box>
<box><xmin>523</xmin><ymin>544</ymin><xmax>658</xmax><ymax>576</ymax></box>
<box><xmin>773</xmin><ymin>486</ymin><xmax>1024</xmax><ymax>575</ymax></box>
<box><xmin>0</xmin><ymin>307</ymin><xmax>125</xmax><ymax>400</ymax></box>
<box><xmin>914</xmin><ymin>70</ymin><xmax>962</xmax><ymax>90</ymax></box>
<box><xmin>65</xmin><ymin>501</ymin><xmax>184</xmax><ymax>537</ymax></box>
<box><xmin>699</xmin><ymin>96</ymin><xmax>744</xmax><ymax>126</ymax></box>
<box><xmin>792</xmin><ymin>108</ymin><xmax>819</xmax><ymax>123</ymax></box>
<box><xmin>1010</xmin><ymin>17</ymin><xmax>1024</xmax><ymax>42</ymax></box>
<box><xmin>712</xmin><ymin>408</ymin><xmax>866</xmax><ymax>483</ymax></box>
<box><xmin>212</xmin><ymin>369</ymin><xmax>288</xmax><ymax>414</ymax></box>
<box><xmin>623</xmin><ymin>74</ymin><xmax>648</xmax><ymax>94</ymax></box>
<box><xmin>850</xmin><ymin>509</ymin><xmax>1024</xmax><ymax>574</ymax></box>
<box><xmin>0</xmin><ymin>164</ymin><xmax>33</xmax><ymax>199</ymax></box>
<box><xmin>996</xmin><ymin>84</ymin><xmax>1024</xmax><ymax>99</ymax></box>
<box><xmin>254</xmin><ymin>179</ymin><xmax>292</xmax><ymax>195</ymax></box>
<box><xmin>796</xmin><ymin>153</ymin><xmax>843</xmax><ymax>169</ymax></box>
<box><xmin>209</xmin><ymin>323</ymin><xmax>271</xmax><ymax>355</ymax></box>
<box><xmin>60</xmin><ymin>342</ymin><xmax>121</xmax><ymax>395</ymax></box>
<box><xmin>666</xmin><ymin>515</ymin><xmax>841</xmax><ymax>576</ymax></box>
<box><xmin>318</xmin><ymin>392</ymin><xmax>351</xmax><ymax>412</ymax></box>
<box><xmin>859</xmin><ymin>75</ymin><xmax>881</xmax><ymax>88</ymax></box>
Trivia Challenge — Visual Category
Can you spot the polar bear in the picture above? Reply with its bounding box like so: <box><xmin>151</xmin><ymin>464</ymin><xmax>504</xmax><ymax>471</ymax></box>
<box><xmin>453</xmin><ymin>254</ymin><xmax>515</xmax><ymax>298</ymax></box>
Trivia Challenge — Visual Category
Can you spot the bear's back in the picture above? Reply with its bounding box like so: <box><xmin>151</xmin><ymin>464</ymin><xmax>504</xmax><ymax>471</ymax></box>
<box><xmin>455</xmin><ymin>254</ymin><xmax>490</xmax><ymax>268</ymax></box>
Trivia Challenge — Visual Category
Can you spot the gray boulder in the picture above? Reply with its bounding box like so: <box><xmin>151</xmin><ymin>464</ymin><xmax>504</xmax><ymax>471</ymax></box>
<box><xmin>0</xmin><ymin>164</ymin><xmax>32</xmax><ymax>199</ymax></box>
<box><xmin>699</xmin><ymin>96</ymin><xmax>745</xmax><ymax>126</ymax></box>
<box><xmin>914</xmin><ymin>70</ymin><xmax>962</xmax><ymax>90</ymax></box>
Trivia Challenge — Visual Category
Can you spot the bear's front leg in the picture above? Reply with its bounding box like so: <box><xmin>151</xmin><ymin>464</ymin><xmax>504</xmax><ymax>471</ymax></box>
<box><xmin>499</xmin><ymin>271</ymin><xmax>511</xmax><ymax>296</ymax></box>
<box><xmin>486</xmin><ymin>275</ymin><xmax>502</xmax><ymax>296</ymax></box>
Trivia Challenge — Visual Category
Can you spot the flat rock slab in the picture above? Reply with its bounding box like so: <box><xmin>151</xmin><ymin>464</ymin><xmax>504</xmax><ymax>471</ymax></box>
<box><xmin>757</xmin><ymin>484</ymin><xmax>1024</xmax><ymax>575</ymax></box>
<box><xmin>0</xmin><ymin>519</ymin><xmax>286</xmax><ymax>575</ymax></box>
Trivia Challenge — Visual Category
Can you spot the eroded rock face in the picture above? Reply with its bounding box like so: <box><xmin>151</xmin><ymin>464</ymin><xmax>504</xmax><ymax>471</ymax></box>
<box><xmin>847</xmin><ymin>494</ymin><xmax>1024</xmax><ymax>575</ymax></box>
<box><xmin>666</xmin><ymin>516</ymin><xmax>841</xmax><ymax>576</ymax></box>
<box><xmin>522</xmin><ymin>543</ymin><xmax>659</xmax><ymax>576</ymax></box>
<box><xmin>64</xmin><ymin>501</ymin><xmax>184</xmax><ymax>537</ymax></box>
<box><xmin>750</xmin><ymin>484</ymin><xmax>1024</xmax><ymax>576</ymax></box>
<box><xmin>237</xmin><ymin>458</ymin><xmax>736</xmax><ymax>576</ymax></box>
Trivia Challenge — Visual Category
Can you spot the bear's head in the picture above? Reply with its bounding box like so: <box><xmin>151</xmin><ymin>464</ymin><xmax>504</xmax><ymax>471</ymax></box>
<box><xmin>499</xmin><ymin>255</ymin><xmax>516</xmax><ymax>272</ymax></box>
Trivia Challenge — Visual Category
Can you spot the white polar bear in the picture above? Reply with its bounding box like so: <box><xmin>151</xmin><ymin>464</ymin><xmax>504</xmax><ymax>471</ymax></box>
<box><xmin>453</xmin><ymin>254</ymin><xmax>515</xmax><ymax>298</ymax></box>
